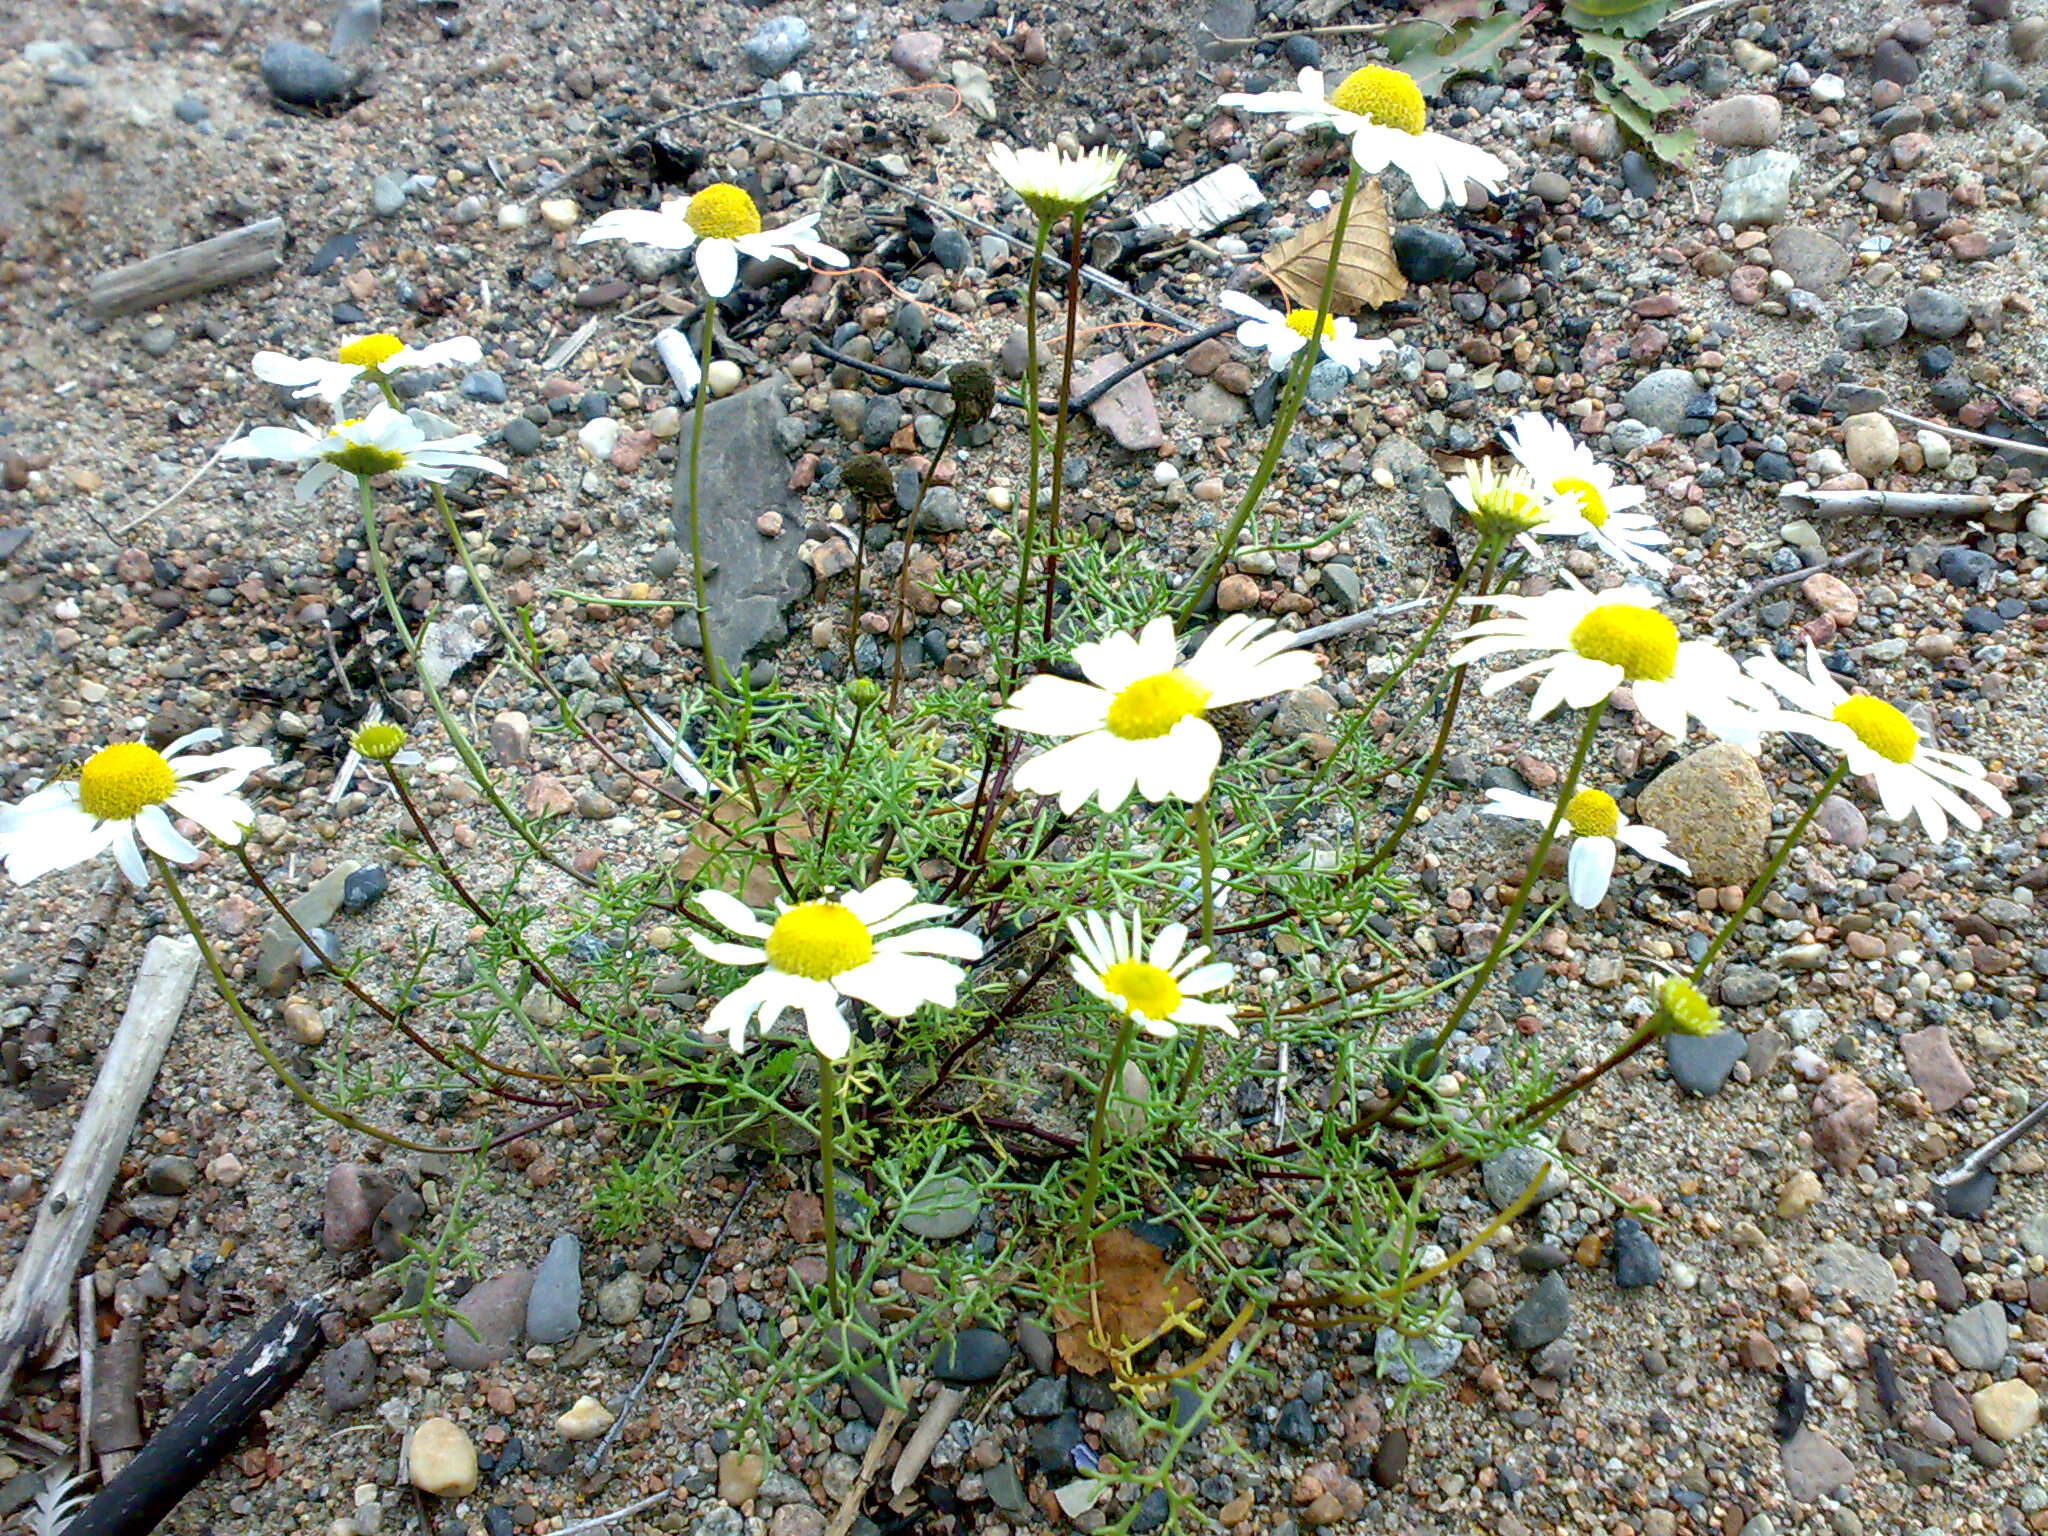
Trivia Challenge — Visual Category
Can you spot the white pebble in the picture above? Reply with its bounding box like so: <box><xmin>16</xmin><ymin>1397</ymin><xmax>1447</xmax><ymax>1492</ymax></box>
<box><xmin>538</xmin><ymin>197</ymin><xmax>580</xmax><ymax>231</ymax></box>
<box><xmin>577</xmin><ymin>417</ymin><xmax>622</xmax><ymax>461</ymax></box>
<box><xmin>705</xmin><ymin>359</ymin><xmax>743</xmax><ymax>397</ymax></box>
<box><xmin>496</xmin><ymin>203</ymin><xmax>530</xmax><ymax>230</ymax></box>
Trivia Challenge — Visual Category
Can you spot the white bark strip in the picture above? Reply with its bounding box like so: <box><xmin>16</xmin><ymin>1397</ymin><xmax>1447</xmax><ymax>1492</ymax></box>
<box><xmin>0</xmin><ymin>936</ymin><xmax>201</xmax><ymax>1405</ymax></box>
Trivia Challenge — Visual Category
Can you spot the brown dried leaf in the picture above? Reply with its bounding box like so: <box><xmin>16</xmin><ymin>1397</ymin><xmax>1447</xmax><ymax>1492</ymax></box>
<box><xmin>675</xmin><ymin>790</ymin><xmax>810</xmax><ymax>907</ymax></box>
<box><xmin>1053</xmin><ymin>1229</ymin><xmax>1199</xmax><ymax>1376</ymax></box>
<box><xmin>1260</xmin><ymin>179</ymin><xmax>1406</xmax><ymax>316</ymax></box>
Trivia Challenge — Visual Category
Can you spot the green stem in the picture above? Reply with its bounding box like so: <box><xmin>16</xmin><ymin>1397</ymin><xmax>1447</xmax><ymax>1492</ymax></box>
<box><xmin>684</xmin><ymin>303</ymin><xmax>723</xmax><ymax>688</ymax></box>
<box><xmin>889</xmin><ymin>410</ymin><xmax>961</xmax><ymax>711</ymax></box>
<box><xmin>1078</xmin><ymin>1013</ymin><xmax>1141</xmax><ymax>1236</ymax></box>
<box><xmin>998</xmin><ymin>218</ymin><xmax>1055</xmax><ymax>692</ymax></box>
<box><xmin>816</xmin><ymin>1050</ymin><xmax>842</xmax><ymax>1316</ymax></box>
<box><xmin>1038</xmin><ymin>209</ymin><xmax>1088</xmax><ymax>643</ymax></box>
<box><xmin>1424</xmin><ymin>700</ymin><xmax>1609</xmax><ymax>1063</ymax></box>
<box><xmin>1691</xmin><ymin>758</ymin><xmax>1850</xmax><ymax>981</ymax></box>
<box><xmin>1174</xmin><ymin>798</ymin><xmax>1218</xmax><ymax>1105</ymax></box>
<box><xmin>157</xmin><ymin>855</ymin><xmax>479</xmax><ymax>1154</ymax></box>
<box><xmin>1175</xmin><ymin>161</ymin><xmax>1362</xmax><ymax>623</ymax></box>
<box><xmin>358</xmin><ymin>475</ymin><xmax>417</xmax><ymax>658</ymax></box>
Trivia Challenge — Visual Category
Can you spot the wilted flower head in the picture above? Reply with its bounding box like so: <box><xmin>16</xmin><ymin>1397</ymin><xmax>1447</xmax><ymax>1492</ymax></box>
<box><xmin>1653</xmin><ymin>976</ymin><xmax>1721</xmax><ymax>1037</ymax></box>
<box><xmin>840</xmin><ymin>453</ymin><xmax>895</xmax><ymax>505</ymax></box>
<box><xmin>948</xmin><ymin>361</ymin><xmax>997</xmax><ymax>426</ymax></box>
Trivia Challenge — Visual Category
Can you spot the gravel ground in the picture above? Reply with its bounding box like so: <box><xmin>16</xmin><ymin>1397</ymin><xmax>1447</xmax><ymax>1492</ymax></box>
<box><xmin>1</xmin><ymin>1</ymin><xmax>2046</xmax><ymax>1533</ymax></box>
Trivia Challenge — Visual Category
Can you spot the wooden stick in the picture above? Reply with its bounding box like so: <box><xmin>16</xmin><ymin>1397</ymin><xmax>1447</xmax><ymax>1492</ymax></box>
<box><xmin>92</xmin><ymin>1317</ymin><xmax>145</xmax><ymax>1481</ymax></box>
<box><xmin>1882</xmin><ymin>407</ymin><xmax>2048</xmax><ymax>460</ymax></box>
<box><xmin>889</xmin><ymin>1385</ymin><xmax>966</xmax><ymax>1496</ymax></box>
<box><xmin>1286</xmin><ymin>596</ymin><xmax>1431</xmax><ymax>651</ymax></box>
<box><xmin>826</xmin><ymin>1405</ymin><xmax>906</xmax><ymax>1536</ymax></box>
<box><xmin>64</xmin><ymin>1294</ymin><xmax>330</xmax><ymax>1536</ymax></box>
<box><xmin>5</xmin><ymin>875</ymin><xmax>125</xmax><ymax>1083</ymax></box>
<box><xmin>0</xmin><ymin>936</ymin><xmax>200</xmax><ymax>1404</ymax></box>
<box><xmin>1711</xmin><ymin>545</ymin><xmax>1878</xmax><ymax>625</ymax></box>
<box><xmin>88</xmin><ymin>218</ymin><xmax>285</xmax><ymax>318</ymax></box>
<box><xmin>1779</xmin><ymin>487</ymin><xmax>2000</xmax><ymax>519</ymax></box>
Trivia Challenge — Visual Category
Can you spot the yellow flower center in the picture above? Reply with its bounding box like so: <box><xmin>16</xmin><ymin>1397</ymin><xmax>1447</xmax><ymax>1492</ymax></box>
<box><xmin>1462</xmin><ymin>460</ymin><xmax>1549</xmax><ymax>535</ymax></box>
<box><xmin>685</xmin><ymin>183</ymin><xmax>763</xmax><ymax>240</ymax></box>
<box><xmin>1657</xmin><ymin>976</ymin><xmax>1722</xmax><ymax>1037</ymax></box>
<box><xmin>352</xmin><ymin>724</ymin><xmax>409</xmax><ymax>762</ymax></box>
<box><xmin>323</xmin><ymin>419</ymin><xmax>410</xmax><ymax>478</ymax></box>
<box><xmin>1568</xmin><ymin>604</ymin><xmax>1679</xmax><ymax>683</ymax></box>
<box><xmin>78</xmin><ymin>743</ymin><xmax>178</xmax><ymax>822</ymax></box>
<box><xmin>1105</xmin><ymin>671</ymin><xmax>1213</xmax><ymax>741</ymax></box>
<box><xmin>1101</xmin><ymin>959</ymin><xmax>1183</xmax><ymax>1022</ymax></box>
<box><xmin>1553</xmin><ymin>476</ymin><xmax>1609</xmax><ymax>528</ymax></box>
<box><xmin>1563</xmin><ymin>788</ymin><xmax>1620</xmax><ymax>839</ymax></box>
<box><xmin>1328</xmin><ymin>65</ymin><xmax>1427</xmax><ymax>134</ymax></box>
<box><xmin>764</xmin><ymin>901</ymin><xmax>875</xmax><ymax>981</ymax></box>
<box><xmin>1284</xmin><ymin>308</ymin><xmax>1335</xmax><ymax>341</ymax></box>
<box><xmin>1831</xmin><ymin>695</ymin><xmax>1918</xmax><ymax>765</ymax></box>
<box><xmin>337</xmin><ymin>334</ymin><xmax>407</xmax><ymax>369</ymax></box>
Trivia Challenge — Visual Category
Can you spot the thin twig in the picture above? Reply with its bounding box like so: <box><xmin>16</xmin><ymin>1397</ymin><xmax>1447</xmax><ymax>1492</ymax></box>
<box><xmin>1941</xmin><ymin>1097</ymin><xmax>2048</xmax><ymax>1192</ymax></box>
<box><xmin>825</xmin><ymin>1405</ymin><xmax>906</xmax><ymax>1536</ymax></box>
<box><xmin>582</xmin><ymin>1169</ymin><xmax>762</xmax><ymax>1472</ymax></box>
<box><xmin>1711</xmin><ymin>545</ymin><xmax>1878</xmax><ymax>625</ymax></box>
<box><xmin>550</xmin><ymin>1490</ymin><xmax>679</xmax><ymax>1536</ymax></box>
<box><xmin>115</xmin><ymin>424</ymin><xmax>241</xmax><ymax>537</ymax></box>
<box><xmin>1881</xmin><ymin>406</ymin><xmax>2048</xmax><ymax>459</ymax></box>
<box><xmin>1285</xmin><ymin>596</ymin><xmax>1431</xmax><ymax>651</ymax></box>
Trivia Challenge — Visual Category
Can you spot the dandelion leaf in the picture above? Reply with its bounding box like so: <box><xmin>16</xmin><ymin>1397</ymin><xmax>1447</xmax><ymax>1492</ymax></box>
<box><xmin>1261</xmin><ymin>180</ymin><xmax>1406</xmax><ymax>316</ymax></box>
<box><xmin>1577</xmin><ymin>30</ymin><xmax>1686</xmax><ymax>115</ymax></box>
<box><xmin>1589</xmin><ymin>76</ymin><xmax>1698</xmax><ymax>168</ymax></box>
<box><xmin>1383</xmin><ymin>5</ymin><xmax>1535</xmax><ymax>95</ymax></box>
<box><xmin>1053</xmin><ymin>1229</ymin><xmax>1200</xmax><ymax>1376</ymax></box>
<box><xmin>1562</xmin><ymin>0</ymin><xmax>1675</xmax><ymax>40</ymax></box>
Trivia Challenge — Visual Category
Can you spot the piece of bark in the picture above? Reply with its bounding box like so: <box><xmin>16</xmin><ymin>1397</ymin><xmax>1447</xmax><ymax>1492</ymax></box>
<box><xmin>4</xmin><ymin>876</ymin><xmax>123</xmax><ymax>1083</ymax></box>
<box><xmin>65</xmin><ymin>1294</ymin><xmax>331</xmax><ymax>1536</ymax></box>
<box><xmin>87</xmin><ymin>218</ymin><xmax>285</xmax><ymax>318</ymax></box>
<box><xmin>0</xmin><ymin>936</ymin><xmax>201</xmax><ymax>1404</ymax></box>
<box><xmin>92</xmin><ymin>1317</ymin><xmax>145</xmax><ymax>1478</ymax></box>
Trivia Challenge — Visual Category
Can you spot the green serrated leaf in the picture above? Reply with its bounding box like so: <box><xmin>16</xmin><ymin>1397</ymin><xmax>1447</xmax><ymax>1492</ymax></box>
<box><xmin>1388</xmin><ymin>8</ymin><xmax>1537</xmax><ymax>95</ymax></box>
<box><xmin>1562</xmin><ymin>0</ymin><xmax>1674</xmax><ymax>39</ymax></box>
<box><xmin>1577</xmin><ymin>31</ymin><xmax>1687</xmax><ymax>114</ymax></box>
<box><xmin>1591</xmin><ymin>78</ymin><xmax>1698</xmax><ymax>166</ymax></box>
<box><xmin>1381</xmin><ymin>20</ymin><xmax>1452</xmax><ymax>62</ymax></box>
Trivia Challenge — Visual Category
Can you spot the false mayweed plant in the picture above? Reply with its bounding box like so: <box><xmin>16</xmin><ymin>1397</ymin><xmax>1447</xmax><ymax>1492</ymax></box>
<box><xmin>2</xmin><ymin>69</ymin><xmax>2014</xmax><ymax>1531</ymax></box>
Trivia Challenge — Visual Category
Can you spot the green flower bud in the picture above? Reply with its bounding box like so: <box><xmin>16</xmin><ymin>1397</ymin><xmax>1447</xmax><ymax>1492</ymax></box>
<box><xmin>352</xmin><ymin>723</ymin><xmax>410</xmax><ymax>762</ymax></box>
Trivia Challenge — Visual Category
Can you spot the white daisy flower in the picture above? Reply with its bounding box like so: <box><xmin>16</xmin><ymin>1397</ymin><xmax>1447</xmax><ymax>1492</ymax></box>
<box><xmin>222</xmin><ymin>403</ymin><xmax>507</xmax><ymax>503</ymax></box>
<box><xmin>686</xmin><ymin>878</ymin><xmax>983</xmax><ymax>1060</ymax></box>
<box><xmin>1067</xmin><ymin>911</ymin><xmax>1237</xmax><ymax>1039</ymax></box>
<box><xmin>1743</xmin><ymin>641</ymin><xmax>2008</xmax><ymax>842</ymax></box>
<box><xmin>575</xmin><ymin>182</ymin><xmax>849</xmax><ymax>299</ymax></box>
<box><xmin>1217</xmin><ymin>291</ymin><xmax>1394</xmax><ymax>375</ymax></box>
<box><xmin>1481</xmin><ymin>786</ymin><xmax>1690</xmax><ymax>908</ymax></box>
<box><xmin>250</xmin><ymin>333</ymin><xmax>482</xmax><ymax>407</ymax></box>
<box><xmin>1500</xmin><ymin>413</ymin><xmax>1671</xmax><ymax>575</ymax></box>
<box><xmin>0</xmin><ymin>729</ymin><xmax>272</xmax><ymax>889</ymax></box>
<box><xmin>1447</xmin><ymin>585</ymin><xmax>1771</xmax><ymax>744</ymax></box>
<box><xmin>1448</xmin><ymin>457</ymin><xmax>1554</xmax><ymax>539</ymax></box>
<box><xmin>987</xmin><ymin>144</ymin><xmax>1127</xmax><ymax>223</ymax></box>
<box><xmin>995</xmin><ymin>614</ymin><xmax>1323</xmax><ymax>814</ymax></box>
<box><xmin>1217</xmin><ymin>64</ymin><xmax>1509</xmax><ymax>210</ymax></box>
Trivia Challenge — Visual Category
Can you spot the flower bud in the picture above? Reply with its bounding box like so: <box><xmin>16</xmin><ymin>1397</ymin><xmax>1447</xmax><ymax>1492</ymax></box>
<box><xmin>948</xmin><ymin>361</ymin><xmax>997</xmax><ymax>426</ymax></box>
<box><xmin>1653</xmin><ymin>976</ymin><xmax>1721</xmax><ymax>1037</ymax></box>
<box><xmin>352</xmin><ymin>723</ymin><xmax>410</xmax><ymax>762</ymax></box>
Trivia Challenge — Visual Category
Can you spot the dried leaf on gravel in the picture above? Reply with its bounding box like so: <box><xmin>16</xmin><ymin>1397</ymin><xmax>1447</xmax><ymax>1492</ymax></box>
<box><xmin>675</xmin><ymin>791</ymin><xmax>810</xmax><ymax>907</ymax></box>
<box><xmin>1261</xmin><ymin>180</ymin><xmax>1406</xmax><ymax>316</ymax></box>
<box><xmin>1053</xmin><ymin>1229</ymin><xmax>1199</xmax><ymax>1375</ymax></box>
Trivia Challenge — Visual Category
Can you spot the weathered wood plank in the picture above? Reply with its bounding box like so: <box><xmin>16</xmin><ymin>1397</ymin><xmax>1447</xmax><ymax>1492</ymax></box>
<box><xmin>87</xmin><ymin>218</ymin><xmax>285</xmax><ymax>318</ymax></box>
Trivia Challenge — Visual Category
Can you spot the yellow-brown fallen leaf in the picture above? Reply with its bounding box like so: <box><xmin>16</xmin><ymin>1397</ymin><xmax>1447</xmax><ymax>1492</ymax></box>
<box><xmin>1260</xmin><ymin>179</ymin><xmax>1406</xmax><ymax>315</ymax></box>
<box><xmin>674</xmin><ymin>789</ymin><xmax>809</xmax><ymax>907</ymax></box>
<box><xmin>1053</xmin><ymin>1229</ymin><xmax>1201</xmax><ymax>1377</ymax></box>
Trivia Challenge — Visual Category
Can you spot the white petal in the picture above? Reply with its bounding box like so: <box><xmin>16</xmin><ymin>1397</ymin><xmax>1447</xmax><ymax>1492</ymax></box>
<box><xmin>1</xmin><ymin>806</ymin><xmax>104</xmax><ymax>884</ymax></box>
<box><xmin>110</xmin><ymin>824</ymin><xmax>148</xmax><ymax>887</ymax></box>
<box><xmin>839</xmin><ymin>877</ymin><xmax>918</xmax><ymax>927</ymax></box>
<box><xmin>1134</xmin><ymin>720</ymin><xmax>1221</xmax><ymax>805</ymax></box>
<box><xmin>166</xmin><ymin>786</ymin><xmax>254</xmax><ymax>845</ymax></box>
<box><xmin>994</xmin><ymin>677</ymin><xmax>1114</xmax><ymax>737</ymax></box>
<box><xmin>161</xmin><ymin>726</ymin><xmax>226</xmax><ymax>760</ymax></box>
<box><xmin>804</xmin><ymin>994</ymin><xmax>853</xmax><ymax>1059</ymax></box>
<box><xmin>1176</xmin><ymin>961</ymin><xmax>1235</xmax><ymax>996</ymax></box>
<box><xmin>1071</xmin><ymin>627</ymin><xmax>1156</xmax><ymax>694</ymax></box>
<box><xmin>705</xmin><ymin>972</ymin><xmax>787</xmax><ymax>1052</ymax></box>
<box><xmin>135</xmin><ymin>804</ymin><xmax>200</xmax><ymax>865</ymax></box>
<box><xmin>690</xmin><ymin>937</ymin><xmax>771</xmax><ymax>966</ymax></box>
<box><xmin>1567</xmin><ymin>837</ymin><xmax>1615</xmax><ymax>909</ymax></box>
<box><xmin>834</xmin><ymin>953</ymin><xmax>965</xmax><ymax>1017</ymax></box>
<box><xmin>1218</xmin><ymin>290</ymin><xmax>1282</xmax><ymax>325</ymax></box>
<box><xmin>1168</xmin><ymin>998</ymin><xmax>1240</xmax><ymax>1036</ymax></box>
<box><xmin>877</xmin><ymin>927</ymin><xmax>984</xmax><ymax>961</ymax></box>
<box><xmin>1148</xmin><ymin>921</ymin><xmax>1189</xmax><ymax>972</ymax></box>
<box><xmin>695</xmin><ymin>238</ymin><xmax>740</xmax><ymax>297</ymax></box>
<box><xmin>223</xmin><ymin>425</ymin><xmax>321</xmax><ymax>463</ymax></box>
<box><xmin>1481</xmin><ymin>789</ymin><xmax>1555</xmax><ymax>823</ymax></box>
<box><xmin>579</xmin><ymin>208</ymin><xmax>697</xmax><ymax>250</ymax></box>
<box><xmin>692</xmin><ymin>888</ymin><xmax>773</xmax><ymax>938</ymax></box>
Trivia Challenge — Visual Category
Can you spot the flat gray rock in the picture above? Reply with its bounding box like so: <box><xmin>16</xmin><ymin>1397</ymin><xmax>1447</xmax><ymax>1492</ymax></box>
<box><xmin>1811</xmin><ymin>1242</ymin><xmax>1898</xmax><ymax>1305</ymax></box>
<box><xmin>443</xmin><ymin>1269</ymin><xmax>532</xmax><ymax>1370</ymax></box>
<box><xmin>254</xmin><ymin>860</ymin><xmax>362</xmax><ymax>993</ymax></box>
<box><xmin>671</xmin><ymin>380</ymin><xmax>813</xmax><ymax>664</ymax></box>
<box><xmin>525</xmin><ymin>1233</ymin><xmax>583</xmax><ymax>1344</ymax></box>
<box><xmin>1780</xmin><ymin>1427</ymin><xmax>1853</xmax><ymax>1503</ymax></box>
<box><xmin>1944</xmin><ymin>1298</ymin><xmax>2010</xmax><ymax>1371</ymax></box>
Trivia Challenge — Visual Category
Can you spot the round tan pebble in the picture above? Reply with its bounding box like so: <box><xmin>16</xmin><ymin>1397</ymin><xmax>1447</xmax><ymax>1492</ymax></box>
<box><xmin>1216</xmin><ymin>573</ymin><xmax>1261</xmax><ymax>612</ymax></box>
<box><xmin>1776</xmin><ymin>1168</ymin><xmax>1823</xmax><ymax>1218</ymax></box>
<box><xmin>756</xmin><ymin>511</ymin><xmax>784</xmax><ymax>538</ymax></box>
<box><xmin>408</xmin><ymin>1418</ymin><xmax>478</xmax><ymax>1497</ymax></box>
<box><xmin>281</xmin><ymin>997</ymin><xmax>326</xmax><ymax>1046</ymax></box>
<box><xmin>556</xmin><ymin>1396</ymin><xmax>615</xmax><ymax>1441</ymax></box>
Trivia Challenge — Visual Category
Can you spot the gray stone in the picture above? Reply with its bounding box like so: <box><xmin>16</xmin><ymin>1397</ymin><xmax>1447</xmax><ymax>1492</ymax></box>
<box><xmin>1903</xmin><ymin>1235</ymin><xmax>1966</xmax><ymax>1311</ymax></box>
<box><xmin>1836</xmin><ymin>305</ymin><xmax>1909</xmax><ymax>350</ymax></box>
<box><xmin>1767</xmin><ymin>227</ymin><xmax>1850</xmax><ymax>293</ymax></box>
<box><xmin>260</xmin><ymin>41</ymin><xmax>357</xmax><ymax>108</ymax></box>
<box><xmin>370</xmin><ymin>172</ymin><xmax>406</xmax><ymax>219</ymax></box>
<box><xmin>2018</xmin><ymin>1212</ymin><xmax>2048</xmax><ymax>1259</ymax></box>
<box><xmin>442</xmin><ymin>1269</ymin><xmax>531</xmax><ymax>1370</ymax></box>
<box><xmin>1373</xmin><ymin>1324</ymin><xmax>1463</xmax><ymax>1382</ymax></box>
<box><xmin>321</xmin><ymin>1335</ymin><xmax>377</xmax><ymax>1412</ymax></box>
<box><xmin>743</xmin><ymin>16</ymin><xmax>811</xmax><ymax>77</ymax></box>
<box><xmin>982</xmin><ymin>1460</ymin><xmax>1031</xmax><ymax>1515</ymax></box>
<box><xmin>254</xmin><ymin>861</ymin><xmax>363</xmax><ymax>993</ymax></box>
<box><xmin>888</xmin><ymin>30</ymin><xmax>945</xmax><ymax>82</ymax></box>
<box><xmin>418</xmin><ymin>603</ymin><xmax>489</xmax><ymax>689</ymax></box>
<box><xmin>595</xmin><ymin>1270</ymin><xmax>644</xmax><ymax>1325</ymax></box>
<box><xmin>1077</xmin><ymin>354</ymin><xmax>1164</xmax><ymax>450</ymax></box>
<box><xmin>901</xmin><ymin>1174</ymin><xmax>981</xmax><ymax>1240</ymax></box>
<box><xmin>1508</xmin><ymin>1272</ymin><xmax>1571</xmax><ymax>1351</ymax></box>
<box><xmin>525</xmin><ymin>1233</ymin><xmax>583</xmax><ymax>1344</ymax></box>
<box><xmin>1012</xmin><ymin>1377</ymin><xmax>1068</xmax><ymax>1418</ymax></box>
<box><xmin>1780</xmin><ymin>1427</ymin><xmax>1854</xmax><ymax>1503</ymax></box>
<box><xmin>1715</xmin><ymin>149</ymin><xmax>1798</xmax><ymax>228</ymax></box>
<box><xmin>1318</xmin><ymin>562</ymin><xmax>1362</xmax><ymax>611</ymax></box>
<box><xmin>1196</xmin><ymin>0</ymin><xmax>1257</xmax><ymax>61</ymax></box>
<box><xmin>931</xmin><ymin>1328</ymin><xmax>1010</xmax><ymax>1383</ymax></box>
<box><xmin>1482</xmin><ymin>1144</ymin><xmax>1567</xmax><ymax>1211</ymax></box>
<box><xmin>1718</xmin><ymin>965</ymin><xmax>1780</xmax><ymax>1007</ymax></box>
<box><xmin>1665</xmin><ymin>1030</ymin><xmax>1749</xmax><ymax>1096</ymax></box>
<box><xmin>1610</xmin><ymin>1218</ymin><xmax>1663</xmax><ymax>1288</ymax></box>
<box><xmin>672</xmin><ymin>380</ymin><xmax>813</xmax><ymax>663</ymax></box>
<box><xmin>1812</xmin><ymin>1242</ymin><xmax>1898</xmax><ymax>1305</ymax></box>
<box><xmin>1945</xmin><ymin>1299</ymin><xmax>2010</xmax><ymax>1371</ymax></box>
<box><xmin>1905</xmin><ymin>286</ymin><xmax>1969</xmax><ymax>339</ymax></box>
<box><xmin>1621</xmin><ymin>368</ymin><xmax>1699</xmax><ymax>434</ymax></box>
<box><xmin>1187</xmin><ymin>380</ymin><xmax>1247</xmax><ymax>430</ymax></box>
